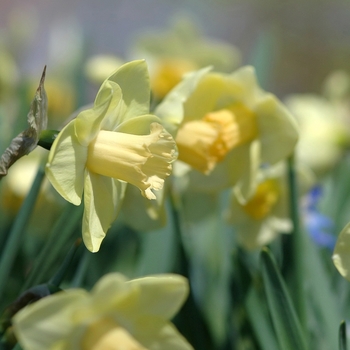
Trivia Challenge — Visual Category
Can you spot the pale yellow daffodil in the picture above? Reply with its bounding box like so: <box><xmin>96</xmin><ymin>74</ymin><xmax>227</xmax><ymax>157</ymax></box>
<box><xmin>132</xmin><ymin>17</ymin><xmax>241</xmax><ymax>100</ymax></box>
<box><xmin>227</xmin><ymin>163</ymin><xmax>292</xmax><ymax>250</ymax></box>
<box><xmin>84</xmin><ymin>54</ymin><xmax>124</xmax><ymax>85</ymax></box>
<box><xmin>333</xmin><ymin>222</ymin><xmax>350</xmax><ymax>281</ymax></box>
<box><xmin>227</xmin><ymin>160</ymin><xmax>315</xmax><ymax>250</ymax></box>
<box><xmin>45</xmin><ymin>60</ymin><xmax>177</xmax><ymax>252</ymax></box>
<box><xmin>156</xmin><ymin>66</ymin><xmax>299</xmax><ymax>202</ymax></box>
<box><xmin>12</xmin><ymin>273</ymin><xmax>193</xmax><ymax>350</ymax></box>
<box><xmin>285</xmin><ymin>93</ymin><xmax>350</xmax><ymax>178</ymax></box>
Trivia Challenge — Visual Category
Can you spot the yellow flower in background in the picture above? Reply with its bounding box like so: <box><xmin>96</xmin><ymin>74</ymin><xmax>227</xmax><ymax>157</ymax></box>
<box><xmin>227</xmin><ymin>161</ymin><xmax>314</xmax><ymax>250</ymax></box>
<box><xmin>0</xmin><ymin>148</ymin><xmax>65</xmax><ymax>236</ymax></box>
<box><xmin>156</xmin><ymin>65</ymin><xmax>299</xmax><ymax>202</ymax></box>
<box><xmin>285</xmin><ymin>92</ymin><xmax>350</xmax><ymax>178</ymax></box>
<box><xmin>84</xmin><ymin>54</ymin><xmax>124</xmax><ymax>85</ymax></box>
<box><xmin>12</xmin><ymin>273</ymin><xmax>193</xmax><ymax>350</ymax></box>
<box><xmin>132</xmin><ymin>17</ymin><xmax>241</xmax><ymax>100</ymax></box>
<box><xmin>46</xmin><ymin>60</ymin><xmax>177</xmax><ymax>252</ymax></box>
<box><xmin>285</xmin><ymin>70</ymin><xmax>350</xmax><ymax>178</ymax></box>
<box><xmin>227</xmin><ymin>163</ymin><xmax>292</xmax><ymax>250</ymax></box>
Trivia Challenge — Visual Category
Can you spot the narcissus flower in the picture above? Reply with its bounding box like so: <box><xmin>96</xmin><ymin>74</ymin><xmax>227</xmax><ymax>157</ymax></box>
<box><xmin>227</xmin><ymin>163</ymin><xmax>292</xmax><ymax>250</ymax></box>
<box><xmin>132</xmin><ymin>17</ymin><xmax>241</xmax><ymax>99</ymax></box>
<box><xmin>333</xmin><ymin>223</ymin><xmax>350</xmax><ymax>281</ymax></box>
<box><xmin>12</xmin><ymin>273</ymin><xmax>193</xmax><ymax>350</ymax></box>
<box><xmin>156</xmin><ymin>66</ymin><xmax>299</xmax><ymax>202</ymax></box>
<box><xmin>45</xmin><ymin>60</ymin><xmax>177</xmax><ymax>252</ymax></box>
<box><xmin>285</xmin><ymin>93</ymin><xmax>350</xmax><ymax>178</ymax></box>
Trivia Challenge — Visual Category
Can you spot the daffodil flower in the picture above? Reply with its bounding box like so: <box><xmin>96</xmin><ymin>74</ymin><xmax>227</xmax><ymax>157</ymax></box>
<box><xmin>156</xmin><ymin>65</ymin><xmax>299</xmax><ymax>202</ymax></box>
<box><xmin>12</xmin><ymin>273</ymin><xmax>193</xmax><ymax>350</ymax></box>
<box><xmin>133</xmin><ymin>17</ymin><xmax>241</xmax><ymax>99</ymax></box>
<box><xmin>285</xmin><ymin>92</ymin><xmax>350</xmax><ymax>178</ymax></box>
<box><xmin>227</xmin><ymin>163</ymin><xmax>292</xmax><ymax>250</ymax></box>
<box><xmin>333</xmin><ymin>224</ymin><xmax>350</xmax><ymax>281</ymax></box>
<box><xmin>45</xmin><ymin>60</ymin><xmax>177</xmax><ymax>252</ymax></box>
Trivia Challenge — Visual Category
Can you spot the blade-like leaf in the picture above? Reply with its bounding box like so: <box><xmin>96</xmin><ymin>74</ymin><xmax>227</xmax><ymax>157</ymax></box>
<box><xmin>245</xmin><ymin>287</ymin><xmax>279</xmax><ymax>350</ymax></box>
<box><xmin>261</xmin><ymin>247</ymin><xmax>308</xmax><ymax>350</ymax></box>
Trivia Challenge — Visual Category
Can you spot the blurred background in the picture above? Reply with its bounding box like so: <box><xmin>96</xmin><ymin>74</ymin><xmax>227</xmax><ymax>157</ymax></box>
<box><xmin>1</xmin><ymin>0</ymin><xmax>350</xmax><ymax>96</ymax></box>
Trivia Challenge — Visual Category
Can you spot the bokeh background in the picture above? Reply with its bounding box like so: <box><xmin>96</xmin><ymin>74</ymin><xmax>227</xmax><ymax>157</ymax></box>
<box><xmin>2</xmin><ymin>0</ymin><xmax>350</xmax><ymax>96</ymax></box>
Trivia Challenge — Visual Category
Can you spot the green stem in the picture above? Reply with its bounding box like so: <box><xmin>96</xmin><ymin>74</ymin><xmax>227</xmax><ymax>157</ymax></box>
<box><xmin>0</xmin><ymin>164</ymin><xmax>45</xmax><ymax>302</ymax></box>
<box><xmin>287</xmin><ymin>155</ymin><xmax>307</xmax><ymax>333</ymax></box>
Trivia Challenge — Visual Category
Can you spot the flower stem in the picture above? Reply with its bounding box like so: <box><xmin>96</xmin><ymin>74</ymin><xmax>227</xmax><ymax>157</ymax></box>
<box><xmin>0</xmin><ymin>163</ymin><xmax>45</xmax><ymax>302</ymax></box>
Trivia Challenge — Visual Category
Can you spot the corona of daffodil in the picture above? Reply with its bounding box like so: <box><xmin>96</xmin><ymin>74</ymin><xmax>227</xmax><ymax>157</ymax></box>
<box><xmin>45</xmin><ymin>60</ymin><xmax>177</xmax><ymax>252</ymax></box>
<box><xmin>156</xmin><ymin>66</ymin><xmax>299</xmax><ymax>202</ymax></box>
<box><xmin>12</xmin><ymin>273</ymin><xmax>193</xmax><ymax>350</ymax></box>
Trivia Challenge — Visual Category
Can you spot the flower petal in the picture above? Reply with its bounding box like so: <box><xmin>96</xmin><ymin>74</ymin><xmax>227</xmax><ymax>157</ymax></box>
<box><xmin>256</xmin><ymin>94</ymin><xmax>299</xmax><ymax>165</ymax></box>
<box><xmin>333</xmin><ymin>222</ymin><xmax>350</xmax><ymax>281</ymax></box>
<box><xmin>141</xmin><ymin>322</ymin><xmax>194</xmax><ymax>350</ymax></box>
<box><xmin>116</xmin><ymin>114</ymin><xmax>162</xmax><ymax>135</ymax></box>
<box><xmin>74</xmin><ymin>81</ymin><xmax>121</xmax><ymax>146</ymax></box>
<box><xmin>184</xmin><ymin>142</ymin><xmax>251</xmax><ymax>193</ymax></box>
<box><xmin>107</xmin><ymin>60</ymin><xmax>151</xmax><ymax>122</ymax></box>
<box><xmin>125</xmin><ymin>274</ymin><xmax>189</xmax><ymax>320</ymax></box>
<box><xmin>45</xmin><ymin>121</ymin><xmax>87</xmax><ymax>205</ymax></box>
<box><xmin>234</xmin><ymin>139</ymin><xmax>261</xmax><ymax>204</ymax></box>
<box><xmin>13</xmin><ymin>291</ymin><xmax>87</xmax><ymax>350</ymax></box>
<box><xmin>155</xmin><ymin>66</ymin><xmax>211</xmax><ymax>135</ymax></box>
<box><xmin>82</xmin><ymin>172</ymin><xmax>126</xmax><ymax>252</ymax></box>
<box><xmin>228</xmin><ymin>66</ymin><xmax>264</xmax><ymax>106</ymax></box>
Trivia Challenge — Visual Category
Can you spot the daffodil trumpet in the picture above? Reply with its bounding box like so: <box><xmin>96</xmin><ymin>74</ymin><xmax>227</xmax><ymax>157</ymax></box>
<box><xmin>45</xmin><ymin>60</ymin><xmax>177</xmax><ymax>252</ymax></box>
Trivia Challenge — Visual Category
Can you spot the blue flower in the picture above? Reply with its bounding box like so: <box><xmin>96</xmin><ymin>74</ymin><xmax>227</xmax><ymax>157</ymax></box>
<box><xmin>303</xmin><ymin>185</ymin><xmax>336</xmax><ymax>250</ymax></box>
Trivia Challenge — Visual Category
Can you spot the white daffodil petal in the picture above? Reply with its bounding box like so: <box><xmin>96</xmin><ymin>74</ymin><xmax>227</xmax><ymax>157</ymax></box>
<box><xmin>107</xmin><ymin>60</ymin><xmax>150</xmax><ymax>121</ymax></box>
<box><xmin>46</xmin><ymin>122</ymin><xmax>87</xmax><ymax>205</ymax></box>
<box><xmin>333</xmin><ymin>222</ymin><xmax>350</xmax><ymax>281</ymax></box>
<box><xmin>116</xmin><ymin>114</ymin><xmax>161</xmax><ymax>135</ymax></box>
<box><xmin>256</xmin><ymin>95</ymin><xmax>299</xmax><ymax>165</ymax></box>
<box><xmin>126</xmin><ymin>274</ymin><xmax>189</xmax><ymax>320</ymax></box>
<box><xmin>155</xmin><ymin>67</ymin><xmax>211</xmax><ymax>135</ymax></box>
<box><xmin>75</xmin><ymin>81</ymin><xmax>121</xmax><ymax>146</ymax></box>
<box><xmin>82</xmin><ymin>172</ymin><xmax>126</xmax><ymax>252</ymax></box>
<box><xmin>234</xmin><ymin>139</ymin><xmax>260</xmax><ymax>204</ymax></box>
<box><xmin>143</xmin><ymin>323</ymin><xmax>194</xmax><ymax>350</ymax></box>
<box><xmin>184</xmin><ymin>73</ymin><xmax>239</xmax><ymax>122</ymax></box>
<box><xmin>185</xmin><ymin>142</ymin><xmax>250</xmax><ymax>193</ymax></box>
<box><xmin>229</xmin><ymin>66</ymin><xmax>264</xmax><ymax>106</ymax></box>
<box><xmin>13</xmin><ymin>291</ymin><xmax>87</xmax><ymax>350</ymax></box>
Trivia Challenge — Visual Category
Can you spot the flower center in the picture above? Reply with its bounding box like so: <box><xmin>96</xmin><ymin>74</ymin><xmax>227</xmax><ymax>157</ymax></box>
<box><xmin>86</xmin><ymin>123</ymin><xmax>177</xmax><ymax>199</ymax></box>
<box><xmin>175</xmin><ymin>104</ymin><xmax>258</xmax><ymax>174</ymax></box>
<box><xmin>151</xmin><ymin>58</ymin><xmax>197</xmax><ymax>99</ymax></box>
<box><xmin>81</xmin><ymin>318</ymin><xmax>147</xmax><ymax>350</ymax></box>
<box><xmin>242</xmin><ymin>179</ymin><xmax>280</xmax><ymax>220</ymax></box>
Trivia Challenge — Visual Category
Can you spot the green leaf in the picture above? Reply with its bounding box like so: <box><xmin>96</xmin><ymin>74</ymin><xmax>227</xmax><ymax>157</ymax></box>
<box><xmin>260</xmin><ymin>247</ymin><xmax>308</xmax><ymax>350</ymax></box>
<box><xmin>304</xmin><ymin>231</ymin><xmax>340</xmax><ymax>349</ymax></box>
<box><xmin>339</xmin><ymin>320</ymin><xmax>347</xmax><ymax>350</ymax></box>
<box><xmin>245</xmin><ymin>287</ymin><xmax>279</xmax><ymax>350</ymax></box>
